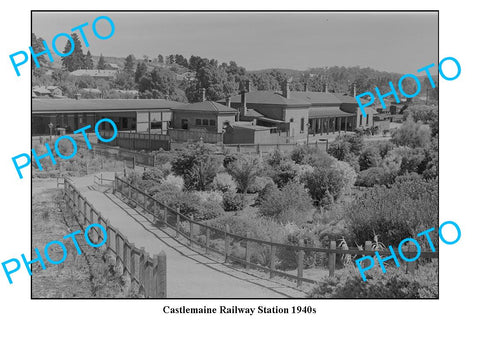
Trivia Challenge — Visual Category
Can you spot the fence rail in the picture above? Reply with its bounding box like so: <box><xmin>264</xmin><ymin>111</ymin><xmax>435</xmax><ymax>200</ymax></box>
<box><xmin>100</xmin><ymin>131</ymin><xmax>171</xmax><ymax>152</ymax></box>
<box><xmin>113</xmin><ymin>176</ymin><xmax>438</xmax><ymax>287</ymax></box>
<box><xmin>221</xmin><ymin>139</ymin><xmax>329</xmax><ymax>154</ymax></box>
<box><xmin>63</xmin><ymin>178</ymin><xmax>167</xmax><ymax>298</ymax></box>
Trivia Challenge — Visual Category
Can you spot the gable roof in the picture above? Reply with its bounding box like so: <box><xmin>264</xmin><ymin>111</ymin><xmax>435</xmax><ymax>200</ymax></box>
<box><xmin>174</xmin><ymin>101</ymin><xmax>238</xmax><ymax>113</ymax></box>
<box><xmin>32</xmin><ymin>98</ymin><xmax>182</xmax><ymax>113</ymax></box>
<box><xmin>221</xmin><ymin>91</ymin><xmax>310</xmax><ymax>107</ymax></box>
<box><xmin>290</xmin><ymin>91</ymin><xmax>343</xmax><ymax>105</ymax></box>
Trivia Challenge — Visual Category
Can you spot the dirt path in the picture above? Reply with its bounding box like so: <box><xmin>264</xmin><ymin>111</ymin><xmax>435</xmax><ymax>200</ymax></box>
<box><xmin>72</xmin><ymin>174</ymin><xmax>299</xmax><ymax>298</ymax></box>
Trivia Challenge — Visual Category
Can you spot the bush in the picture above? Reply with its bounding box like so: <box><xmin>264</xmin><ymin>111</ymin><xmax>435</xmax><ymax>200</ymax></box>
<box><xmin>277</xmin><ymin>224</ymin><xmax>320</xmax><ymax>270</ymax></box>
<box><xmin>255</xmin><ymin>182</ymin><xmax>278</xmax><ymax>205</ymax></box>
<box><xmin>358</xmin><ymin>147</ymin><xmax>381</xmax><ymax>171</ymax></box>
<box><xmin>355</xmin><ymin>167</ymin><xmax>395</xmax><ymax>187</ymax></box>
<box><xmin>163</xmin><ymin>191</ymin><xmax>224</xmax><ymax>221</ymax></box>
<box><xmin>227</xmin><ymin>156</ymin><xmax>262</xmax><ymax>193</ymax></box>
<box><xmin>381</xmin><ymin>147</ymin><xmax>427</xmax><ymax>176</ymax></box>
<box><xmin>258</xmin><ymin>182</ymin><xmax>313</xmax><ymax>224</ymax></box>
<box><xmin>301</xmin><ymin>167</ymin><xmax>345</xmax><ymax>207</ymax></box>
<box><xmin>171</xmin><ymin>143</ymin><xmax>218</xmax><ymax>177</ymax></box>
<box><xmin>269</xmin><ymin>160</ymin><xmax>297</xmax><ymax>188</ymax></box>
<box><xmin>211</xmin><ymin>172</ymin><xmax>237</xmax><ymax>193</ymax></box>
<box><xmin>222</xmin><ymin>191</ymin><xmax>247</xmax><ymax>211</ymax></box>
<box><xmin>193</xmin><ymin>190</ymin><xmax>224</xmax><ymax>205</ymax></box>
<box><xmin>391</xmin><ymin>118</ymin><xmax>431</xmax><ymax>148</ymax></box>
<box><xmin>308</xmin><ymin>264</ymin><xmax>438</xmax><ymax>298</ymax></box>
<box><xmin>162</xmin><ymin>174</ymin><xmax>184</xmax><ymax>191</ymax></box>
<box><xmin>184</xmin><ymin>156</ymin><xmax>220</xmax><ymax>190</ymax></box>
<box><xmin>346</xmin><ymin>175</ymin><xmax>438</xmax><ymax>245</ymax></box>
<box><xmin>247</xmin><ymin>176</ymin><xmax>275</xmax><ymax>194</ymax></box>
<box><xmin>331</xmin><ymin>160</ymin><xmax>357</xmax><ymax>193</ymax></box>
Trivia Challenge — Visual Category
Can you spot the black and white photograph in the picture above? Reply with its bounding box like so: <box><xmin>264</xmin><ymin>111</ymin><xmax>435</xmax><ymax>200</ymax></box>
<box><xmin>29</xmin><ymin>11</ymin><xmax>440</xmax><ymax>299</ymax></box>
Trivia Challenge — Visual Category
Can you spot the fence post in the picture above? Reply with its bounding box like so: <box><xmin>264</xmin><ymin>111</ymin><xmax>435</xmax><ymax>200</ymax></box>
<box><xmin>205</xmin><ymin>227</ymin><xmax>210</xmax><ymax>253</ymax></box>
<box><xmin>297</xmin><ymin>249</ymin><xmax>304</xmax><ymax>287</ymax></box>
<box><xmin>130</xmin><ymin>244</ymin><xmax>137</xmax><ymax>283</ymax></box>
<box><xmin>245</xmin><ymin>232</ymin><xmax>251</xmax><ymax>270</ymax></box>
<box><xmin>123</xmin><ymin>241</ymin><xmax>130</xmax><ymax>275</ymax></box>
<box><xmin>100</xmin><ymin>173</ymin><xmax>103</xmax><ymax>185</ymax></box>
<box><xmin>175</xmin><ymin>207</ymin><xmax>180</xmax><ymax>238</ymax></box>
<box><xmin>139</xmin><ymin>247</ymin><xmax>146</xmax><ymax>296</ymax></box>
<box><xmin>155</xmin><ymin>251</ymin><xmax>167</xmax><ymax>298</ymax></box>
<box><xmin>269</xmin><ymin>239</ymin><xmax>276</xmax><ymax>279</ymax></box>
<box><xmin>224</xmin><ymin>225</ymin><xmax>230</xmax><ymax>263</ymax></box>
<box><xmin>189</xmin><ymin>216</ymin><xmax>194</xmax><ymax>247</ymax></box>
<box><xmin>115</xmin><ymin>233</ymin><xmax>122</xmax><ymax>269</ymax></box>
<box><xmin>328</xmin><ymin>240</ymin><xmax>336</xmax><ymax>277</ymax></box>
<box><xmin>406</xmin><ymin>244</ymin><xmax>417</xmax><ymax>274</ymax></box>
<box><xmin>163</xmin><ymin>202</ymin><xmax>168</xmax><ymax>227</ymax></box>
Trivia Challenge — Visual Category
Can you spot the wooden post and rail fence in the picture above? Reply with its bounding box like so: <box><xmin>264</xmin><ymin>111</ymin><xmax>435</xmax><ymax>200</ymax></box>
<box><xmin>113</xmin><ymin>175</ymin><xmax>438</xmax><ymax>288</ymax></box>
<box><xmin>63</xmin><ymin>178</ymin><xmax>167</xmax><ymax>298</ymax></box>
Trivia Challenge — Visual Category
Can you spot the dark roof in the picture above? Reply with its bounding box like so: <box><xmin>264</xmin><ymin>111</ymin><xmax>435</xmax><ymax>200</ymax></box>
<box><xmin>244</xmin><ymin>109</ymin><xmax>264</xmax><ymax>118</ymax></box>
<box><xmin>174</xmin><ymin>101</ymin><xmax>238</xmax><ymax>113</ymax></box>
<box><xmin>220</xmin><ymin>91</ymin><xmax>310</xmax><ymax>107</ymax></box>
<box><xmin>308</xmin><ymin>108</ymin><xmax>354</xmax><ymax>118</ymax></box>
<box><xmin>32</xmin><ymin>99</ymin><xmax>182</xmax><ymax>113</ymax></box>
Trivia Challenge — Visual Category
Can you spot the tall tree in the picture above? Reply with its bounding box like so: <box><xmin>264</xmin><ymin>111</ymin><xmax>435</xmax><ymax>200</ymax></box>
<box><xmin>124</xmin><ymin>54</ymin><xmax>135</xmax><ymax>73</ymax></box>
<box><xmin>97</xmin><ymin>54</ymin><xmax>106</xmax><ymax>70</ymax></box>
<box><xmin>138</xmin><ymin>67</ymin><xmax>177</xmax><ymax>99</ymax></box>
<box><xmin>61</xmin><ymin>33</ymin><xmax>85</xmax><ymax>72</ymax></box>
<box><xmin>134</xmin><ymin>62</ymin><xmax>148</xmax><ymax>83</ymax></box>
<box><xmin>31</xmin><ymin>33</ymin><xmax>48</xmax><ymax>77</ymax></box>
<box><xmin>84</xmin><ymin>50</ymin><xmax>94</xmax><ymax>69</ymax></box>
<box><xmin>157</xmin><ymin>54</ymin><xmax>164</xmax><ymax>64</ymax></box>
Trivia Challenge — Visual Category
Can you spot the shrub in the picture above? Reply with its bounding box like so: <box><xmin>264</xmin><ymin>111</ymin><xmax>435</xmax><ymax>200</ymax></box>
<box><xmin>265</xmin><ymin>149</ymin><xmax>287</xmax><ymax>167</ymax></box>
<box><xmin>307</xmin><ymin>264</ymin><xmax>438</xmax><ymax>298</ymax></box>
<box><xmin>222</xmin><ymin>153</ymin><xmax>238</xmax><ymax>168</ymax></box>
<box><xmin>193</xmin><ymin>190</ymin><xmax>224</xmax><ymax>205</ymax></box>
<box><xmin>331</xmin><ymin>160</ymin><xmax>357</xmax><ymax>193</ymax></box>
<box><xmin>381</xmin><ymin>147</ymin><xmax>427</xmax><ymax>176</ymax></box>
<box><xmin>247</xmin><ymin>176</ymin><xmax>275</xmax><ymax>194</ymax></box>
<box><xmin>162</xmin><ymin>174</ymin><xmax>184</xmax><ymax>191</ymax></box>
<box><xmin>184</xmin><ymin>156</ymin><xmax>220</xmax><ymax>190</ymax></box>
<box><xmin>222</xmin><ymin>191</ymin><xmax>247</xmax><ymax>211</ymax></box>
<box><xmin>391</xmin><ymin>118</ymin><xmax>431</xmax><ymax>148</ymax></box>
<box><xmin>142</xmin><ymin>167</ymin><xmax>165</xmax><ymax>183</ymax></box>
<box><xmin>301</xmin><ymin>168</ymin><xmax>345</xmax><ymax>207</ymax></box>
<box><xmin>358</xmin><ymin>147</ymin><xmax>381</xmax><ymax>171</ymax></box>
<box><xmin>277</xmin><ymin>224</ymin><xmax>320</xmax><ymax>270</ymax></box>
<box><xmin>355</xmin><ymin>167</ymin><xmax>395</xmax><ymax>187</ymax></box>
<box><xmin>269</xmin><ymin>160</ymin><xmax>297</xmax><ymax>188</ymax></box>
<box><xmin>255</xmin><ymin>182</ymin><xmax>278</xmax><ymax>205</ymax></box>
<box><xmin>171</xmin><ymin>143</ymin><xmax>218</xmax><ymax>177</ymax></box>
<box><xmin>346</xmin><ymin>175</ymin><xmax>438</xmax><ymax>245</ymax></box>
<box><xmin>211</xmin><ymin>172</ymin><xmax>237</xmax><ymax>193</ymax></box>
<box><xmin>258</xmin><ymin>182</ymin><xmax>313</xmax><ymax>224</ymax></box>
<box><xmin>162</xmin><ymin>191</ymin><xmax>224</xmax><ymax>221</ymax></box>
<box><xmin>227</xmin><ymin>156</ymin><xmax>262</xmax><ymax>193</ymax></box>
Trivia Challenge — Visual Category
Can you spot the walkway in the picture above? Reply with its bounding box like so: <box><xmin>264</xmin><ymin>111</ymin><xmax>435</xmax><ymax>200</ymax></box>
<box><xmin>72</xmin><ymin>174</ymin><xmax>305</xmax><ymax>298</ymax></box>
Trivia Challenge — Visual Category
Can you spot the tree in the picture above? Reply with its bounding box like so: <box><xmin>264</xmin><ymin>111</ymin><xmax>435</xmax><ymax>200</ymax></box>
<box><xmin>134</xmin><ymin>62</ymin><xmax>148</xmax><ymax>83</ymax></box>
<box><xmin>138</xmin><ymin>67</ymin><xmax>178</xmax><ymax>99</ymax></box>
<box><xmin>84</xmin><ymin>50</ymin><xmax>94</xmax><ymax>69</ymax></box>
<box><xmin>301</xmin><ymin>168</ymin><xmax>345</xmax><ymax>207</ymax></box>
<box><xmin>124</xmin><ymin>54</ymin><xmax>135</xmax><ymax>73</ymax></box>
<box><xmin>31</xmin><ymin>33</ymin><xmax>48</xmax><ymax>77</ymax></box>
<box><xmin>157</xmin><ymin>54</ymin><xmax>164</xmax><ymax>64</ymax></box>
<box><xmin>391</xmin><ymin>118</ymin><xmax>431</xmax><ymax>148</ymax></box>
<box><xmin>227</xmin><ymin>156</ymin><xmax>262</xmax><ymax>193</ymax></box>
<box><xmin>61</xmin><ymin>33</ymin><xmax>85</xmax><ymax>72</ymax></box>
<box><xmin>97</xmin><ymin>54</ymin><xmax>106</xmax><ymax>70</ymax></box>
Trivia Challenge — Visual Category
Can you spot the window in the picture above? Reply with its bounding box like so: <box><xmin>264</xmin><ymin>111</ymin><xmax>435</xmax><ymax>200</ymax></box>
<box><xmin>359</xmin><ymin>114</ymin><xmax>363</xmax><ymax>126</ymax></box>
<box><xmin>181</xmin><ymin>119</ymin><xmax>188</xmax><ymax>130</ymax></box>
<box><xmin>300</xmin><ymin>118</ymin><xmax>305</xmax><ymax>133</ymax></box>
<box><xmin>195</xmin><ymin>119</ymin><xmax>201</xmax><ymax>126</ymax></box>
<box><xmin>202</xmin><ymin>119</ymin><xmax>209</xmax><ymax>126</ymax></box>
<box><xmin>151</xmin><ymin>121</ymin><xmax>162</xmax><ymax>129</ymax></box>
<box><xmin>366</xmin><ymin>113</ymin><xmax>369</xmax><ymax>125</ymax></box>
<box><xmin>209</xmin><ymin>119</ymin><xmax>216</xmax><ymax>126</ymax></box>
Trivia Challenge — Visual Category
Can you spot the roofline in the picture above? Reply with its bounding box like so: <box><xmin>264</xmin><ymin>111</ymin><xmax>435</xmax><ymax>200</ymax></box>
<box><xmin>32</xmin><ymin>108</ymin><xmax>174</xmax><ymax>114</ymax></box>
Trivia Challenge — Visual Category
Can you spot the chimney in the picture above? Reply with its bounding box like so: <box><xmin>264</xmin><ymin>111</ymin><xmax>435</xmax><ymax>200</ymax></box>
<box><xmin>352</xmin><ymin>82</ymin><xmax>357</xmax><ymax>97</ymax></box>
<box><xmin>245</xmin><ymin>80</ymin><xmax>251</xmax><ymax>93</ymax></box>
<box><xmin>201</xmin><ymin>88</ymin><xmax>206</xmax><ymax>102</ymax></box>
<box><xmin>282</xmin><ymin>79</ymin><xmax>291</xmax><ymax>99</ymax></box>
<box><xmin>304</xmin><ymin>83</ymin><xmax>308</xmax><ymax>92</ymax></box>
<box><xmin>225</xmin><ymin>96</ymin><xmax>231</xmax><ymax>108</ymax></box>
<box><xmin>324</xmin><ymin>83</ymin><xmax>328</xmax><ymax>93</ymax></box>
<box><xmin>240</xmin><ymin>92</ymin><xmax>247</xmax><ymax>118</ymax></box>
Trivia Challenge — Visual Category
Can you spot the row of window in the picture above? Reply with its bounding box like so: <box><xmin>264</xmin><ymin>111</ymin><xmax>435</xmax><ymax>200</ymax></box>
<box><xmin>196</xmin><ymin>119</ymin><xmax>216</xmax><ymax>127</ymax></box>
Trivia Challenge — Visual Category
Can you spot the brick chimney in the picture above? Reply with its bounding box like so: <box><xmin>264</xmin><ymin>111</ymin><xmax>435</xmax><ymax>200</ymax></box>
<box><xmin>201</xmin><ymin>88</ymin><xmax>206</xmax><ymax>102</ymax></box>
<box><xmin>282</xmin><ymin>79</ymin><xmax>291</xmax><ymax>99</ymax></box>
<box><xmin>324</xmin><ymin>83</ymin><xmax>328</xmax><ymax>93</ymax></box>
<box><xmin>352</xmin><ymin>82</ymin><xmax>356</xmax><ymax>97</ymax></box>
<box><xmin>225</xmin><ymin>96</ymin><xmax>231</xmax><ymax>107</ymax></box>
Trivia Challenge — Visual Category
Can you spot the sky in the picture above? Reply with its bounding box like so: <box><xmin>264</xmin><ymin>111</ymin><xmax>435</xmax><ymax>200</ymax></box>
<box><xmin>32</xmin><ymin>11</ymin><xmax>438</xmax><ymax>74</ymax></box>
